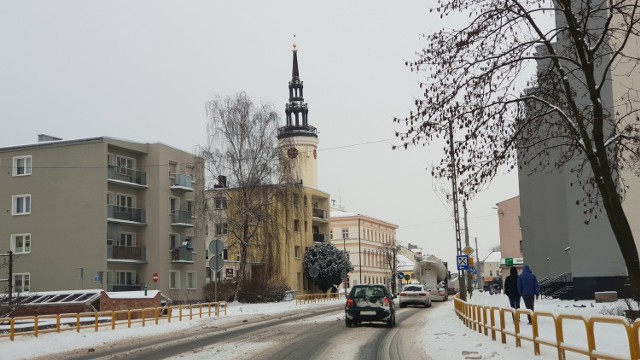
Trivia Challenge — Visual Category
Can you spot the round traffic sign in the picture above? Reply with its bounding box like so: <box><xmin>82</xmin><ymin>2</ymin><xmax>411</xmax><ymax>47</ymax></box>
<box><xmin>397</xmin><ymin>272</ymin><xmax>405</xmax><ymax>280</ymax></box>
<box><xmin>152</xmin><ymin>272</ymin><xmax>159</xmax><ymax>283</ymax></box>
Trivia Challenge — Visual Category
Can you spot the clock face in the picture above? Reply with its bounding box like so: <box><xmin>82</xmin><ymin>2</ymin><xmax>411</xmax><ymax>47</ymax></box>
<box><xmin>287</xmin><ymin>147</ymin><xmax>299</xmax><ymax>159</ymax></box>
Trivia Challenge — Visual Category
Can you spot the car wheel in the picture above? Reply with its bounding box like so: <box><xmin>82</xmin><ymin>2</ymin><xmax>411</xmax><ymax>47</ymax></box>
<box><xmin>345</xmin><ymin>318</ymin><xmax>352</xmax><ymax>327</ymax></box>
<box><xmin>427</xmin><ymin>301</ymin><xmax>432</xmax><ymax>308</ymax></box>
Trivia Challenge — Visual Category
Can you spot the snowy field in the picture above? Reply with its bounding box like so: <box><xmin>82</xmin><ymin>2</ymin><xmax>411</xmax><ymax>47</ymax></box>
<box><xmin>4</xmin><ymin>292</ymin><xmax>634</xmax><ymax>359</ymax></box>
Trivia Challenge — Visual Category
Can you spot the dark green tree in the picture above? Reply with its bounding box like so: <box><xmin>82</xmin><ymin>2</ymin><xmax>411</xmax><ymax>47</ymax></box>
<box><xmin>303</xmin><ymin>242</ymin><xmax>353</xmax><ymax>293</ymax></box>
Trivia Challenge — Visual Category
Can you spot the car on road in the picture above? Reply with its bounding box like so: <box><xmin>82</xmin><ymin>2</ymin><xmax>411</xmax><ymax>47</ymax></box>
<box><xmin>345</xmin><ymin>284</ymin><xmax>396</xmax><ymax>328</ymax></box>
<box><xmin>398</xmin><ymin>284</ymin><xmax>431</xmax><ymax>308</ymax></box>
<box><xmin>429</xmin><ymin>285</ymin><xmax>449</xmax><ymax>302</ymax></box>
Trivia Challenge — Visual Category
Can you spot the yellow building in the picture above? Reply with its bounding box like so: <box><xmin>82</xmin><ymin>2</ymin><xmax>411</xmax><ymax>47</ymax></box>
<box><xmin>204</xmin><ymin>44</ymin><xmax>331</xmax><ymax>293</ymax></box>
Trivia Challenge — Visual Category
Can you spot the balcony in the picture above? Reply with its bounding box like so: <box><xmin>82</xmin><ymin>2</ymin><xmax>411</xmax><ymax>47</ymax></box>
<box><xmin>171</xmin><ymin>173</ymin><xmax>194</xmax><ymax>192</ymax></box>
<box><xmin>108</xmin><ymin>205</ymin><xmax>146</xmax><ymax>225</ymax></box>
<box><xmin>108</xmin><ymin>166</ymin><xmax>147</xmax><ymax>188</ymax></box>
<box><xmin>313</xmin><ymin>233</ymin><xmax>326</xmax><ymax>242</ymax></box>
<box><xmin>312</xmin><ymin>208</ymin><xmax>328</xmax><ymax>220</ymax></box>
<box><xmin>171</xmin><ymin>210</ymin><xmax>194</xmax><ymax>227</ymax></box>
<box><xmin>107</xmin><ymin>245</ymin><xmax>147</xmax><ymax>263</ymax></box>
<box><xmin>171</xmin><ymin>246</ymin><xmax>193</xmax><ymax>263</ymax></box>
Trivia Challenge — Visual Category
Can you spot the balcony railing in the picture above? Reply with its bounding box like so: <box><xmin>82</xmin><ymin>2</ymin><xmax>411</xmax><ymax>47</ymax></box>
<box><xmin>108</xmin><ymin>205</ymin><xmax>146</xmax><ymax>224</ymax></box>
<box><xmin>171</xmin><ymin>173</ymin><xmax>193</xmax><ymax>191</ymax></box>
<box><xmin>312</xmin><ymin>208</ymin><xmax>327</xmax><ymax>220</ymax></box>
<box><xmin>107</xmin><ymin>245</ymin><xmax>147</xmax><ymax>262</ymax></box>
<box><xmin>108</xmin><ymin>166</ymin><xmax>147</xmax><ymax>186</ymax></box>
<box><xmin>313</xmin><ymin>233</ymin><xmax>325</xmax><ymax>242</ymax></box>
<box><xmin>171</xmin><ymin>210</ymin><xmax>194</xmax><ymax>226</ymax></box>
<box><xmin>171</xmin><ymin>246</ymin><xmax>193</xmax><ymax>262</ymax></box>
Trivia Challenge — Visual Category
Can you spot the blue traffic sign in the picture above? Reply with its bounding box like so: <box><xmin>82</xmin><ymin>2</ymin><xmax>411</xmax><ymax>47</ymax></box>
<box><xmin>397</xmin><ymin>272</ymin><xmax>405</xmax><ymax>279</ymax></box>
<box><xmin>457</xmin><ymin>255</ymin><xmax>469</xmax><ymax>270</ymax></box>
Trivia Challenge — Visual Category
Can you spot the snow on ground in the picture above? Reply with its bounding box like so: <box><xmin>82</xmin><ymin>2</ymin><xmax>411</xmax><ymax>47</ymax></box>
<box><xmin>5</xmin><ymin>293</ymin><xmax>632</xmax><ymax>359</ymax></box>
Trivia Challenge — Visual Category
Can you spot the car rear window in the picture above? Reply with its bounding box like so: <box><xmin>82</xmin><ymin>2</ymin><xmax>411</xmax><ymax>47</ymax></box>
<box><xmin>351</xmin><ymin>286</ymin><xmax>387</xmax><ymax>298</ymax></box>
<box><xmin>403</xmin><ymin>286</ymin><xmax>422</xmax><ymax>292</ymax></box>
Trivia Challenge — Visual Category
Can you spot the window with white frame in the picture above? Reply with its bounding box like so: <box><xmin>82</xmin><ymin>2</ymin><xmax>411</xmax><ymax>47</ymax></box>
<box><xmin>215</xmin><ymin>223</ymin><xmax>228</xmax><ymax>235</ymax></box>
<box><xmin>170</xmin><ymin>271</ymin><xmax>180</xmax><ymax>289</ymax></box>
<box><xmin>12</xmin><ymin>194</ymin><xmax>31</xmax><ymax>215</ymax></box>
<box><xmin>170</xmin><ymin>233</ymin><xmax>180</xmax><ymax>249</ymax></box>
<box><xmin>13</xmin><ymin>273</ymin><xmax>30</xmax><ymax>292</ymax></box>
<box><xmin>169</xmin><ymin>197</ymin><xmax>179</xmax><ymax>214</ymax></box>
<box><xmin>342</xmin><ymin>228</ymin><xmax>349</xmax><ymax>239</ymax></box>
<box><xmin>120</xmin><ymin>232</ymin><xmax>136</xmax><ymax>247</ymax></box>
<box><xmin>116</xmin><ymin>155</ymin><xmax>134</xmax><ymax>173</ymax></box>
<box><xmin>11</xmin><ymin>234</ymin><xmax>31</xmax><ymax>254</ymax></box>
<box><xmin>13</xmin><ymin>155</ymin><xmax>32</xmax><ymax>176</ymax></box>
<box><xmin>186</xmin><ymin>200</ymin><xmax>194</xmax><ymax>214</ymax></box>
<box><xmin>214</xmin><ymin>196</ymin><xmax>227</xmax><ymax>209</ymax></box>
<box><xmin>116</xmin><ymin>271</ymin><xmax>136</xmax><ymax>285</ymax></box>
<box><xmin>186</xmin><ymin>271</ymin><xmax>196</xmax><ymax>289</ymax></box>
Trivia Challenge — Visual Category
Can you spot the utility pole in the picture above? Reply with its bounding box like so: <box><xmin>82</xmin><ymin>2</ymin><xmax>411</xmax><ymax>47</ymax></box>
<box><xmin>463</xmin><ymin>200</ymin><xmax>473</xmax><ymax>298</ymax></box>
<box><xmin>448</xmin><ymin>118</ymin><xmax>467</xmax><ymax>301</ymax></box>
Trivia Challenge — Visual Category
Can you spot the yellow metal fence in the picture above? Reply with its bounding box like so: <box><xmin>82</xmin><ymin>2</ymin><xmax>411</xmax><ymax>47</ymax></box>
<box><xmin>295</xmin><ymin>293</ymin><xmax>344</xmax><ymax>305</ymax></box>
<box><xmin>454</xmin><ymin>295</ymin><xmax>640</xmax><ymax>359</ymax></box>
<box><xmin>0</xmin><ymin>301</ymin><xmax>227</xmax><ymax>341</ymax></box>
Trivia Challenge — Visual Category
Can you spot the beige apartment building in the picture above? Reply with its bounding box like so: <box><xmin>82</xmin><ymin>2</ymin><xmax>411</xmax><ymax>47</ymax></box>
<box><xmin>0</xmin><ymin>136</ymin><xmax>205</xmax><ymax>302</ymax></box>
<box><xmin>329</xmin><ymin>208</ymin><xmax>398</xmax><ymax>289</ymax></box>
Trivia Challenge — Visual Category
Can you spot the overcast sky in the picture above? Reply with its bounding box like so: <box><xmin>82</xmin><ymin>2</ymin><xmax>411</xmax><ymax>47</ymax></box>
<box><xmin>0</xmin><ymin>1</ymin><xmax>520</xmax><ymax>268</ymax></box>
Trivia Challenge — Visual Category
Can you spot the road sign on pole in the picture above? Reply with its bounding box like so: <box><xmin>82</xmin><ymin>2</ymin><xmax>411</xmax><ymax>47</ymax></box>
<box><xmin>462</xmin><ymin>246</ymin><xmax>474</xmax><ymax>256</ymax></box>
<box><xmin>457</xmin><ymin>255</ymin><xmax>470</xmax><ymax>270</ymax></box>
<box><xmin>397</xmin><ymin>272</ymin><xmax>404</xmax><ymax>280</ymax></box>
<box><xmin>209</xmin><ymin>254</ymin><xmax>224</xmax><ymax>271</ymax></box>
<box><xmin>209</xmin><ymin>239</ymin><xmax>225</xmax><ymax>256</ymax></box>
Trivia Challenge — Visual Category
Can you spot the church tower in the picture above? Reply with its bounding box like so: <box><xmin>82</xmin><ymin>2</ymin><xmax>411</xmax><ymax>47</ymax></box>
<box><xmin>278</xmin><ymin>41</ymin><xmax>319</xmax><ymax>188</ymax></box>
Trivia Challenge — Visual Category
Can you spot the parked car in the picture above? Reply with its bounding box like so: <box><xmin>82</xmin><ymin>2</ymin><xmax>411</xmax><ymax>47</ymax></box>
<box><xmin>398</xmin><ymin>284</ymin><xmax>431</xmax><ymax>308</ymax></box>
<box><xmin>345</xmin><ymin>284</ymin><xmax>396</xmax><ymax>328</ymax></box>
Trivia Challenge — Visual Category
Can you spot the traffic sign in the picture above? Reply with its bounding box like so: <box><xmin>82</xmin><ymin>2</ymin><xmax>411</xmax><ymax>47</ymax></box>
<box><xmin>457</xmin><ymin>255</ymin><xmax>469</xmax><ymax>270</ymax></box>
<box><xmin>505</xmin><ymin>257</ymin><xmax>513</xmax><ymax>266</ymax></box>
<box><xmin>462</xmin><ymin>246</ymin><xmax>474</xmax><ymax>256</ymax></box>
<box><xmin>209</xmin><ymin>239</ymin><xmax>225</xmax><ymax>256</ymax></box>
<box><xmin>397</xmin><ymin>272</ymin><xmax>405</xmax><ymax>280</ymax></box>
<box><xmin>209</xmin><ymin>254</ymin><xmax>224</xmax><ymax>271</ymax></box>
<box><xmin>470</xmin><ymin>267</ymin><xmax>476</xmax><ymax>275</ymax></box>
<box><xmin>152</xmin><ymin>272</ymin><xmax>159</xmax><ymax>283</ymax></box>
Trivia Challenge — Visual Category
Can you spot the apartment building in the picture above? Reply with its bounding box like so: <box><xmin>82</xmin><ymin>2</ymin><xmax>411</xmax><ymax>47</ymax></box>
<box><xmin>329</xmin><ymin>208</ymin><xmax>399</xmax><ymax>289</ymax></box>
<box><xmin>0</xmin><ymin>136</ymin><xmax>205</xmax><ymax>302</ymax></box>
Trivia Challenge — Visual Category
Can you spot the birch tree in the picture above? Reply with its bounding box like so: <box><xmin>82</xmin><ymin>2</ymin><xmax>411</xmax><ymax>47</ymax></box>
<box><xmin>394</xmin><ymin>0</ymin><xmax>640</xmax><ymax>297</ymax></box>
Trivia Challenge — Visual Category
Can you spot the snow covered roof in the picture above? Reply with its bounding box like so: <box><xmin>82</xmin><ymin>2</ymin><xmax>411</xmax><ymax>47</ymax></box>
<box><xmin>481</xmin><ymin>251</ymin><xmax>502</xmax><ymax>263</ymax></box>
<box><xmin>106</xmin><ymin>290</ymin><xmax>161</xmax><ymax>299</ymax></box>
<box><xmin>397</xmin><ymin>254</ymin><xmax>415</xmax><ymax>271</ymax></box>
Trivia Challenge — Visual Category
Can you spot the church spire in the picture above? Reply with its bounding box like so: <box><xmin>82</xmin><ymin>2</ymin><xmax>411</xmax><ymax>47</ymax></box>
<box><xmin>278</xmin><ymin>38</ymin><xmax>317</xmax><ymax>140</ymax></box>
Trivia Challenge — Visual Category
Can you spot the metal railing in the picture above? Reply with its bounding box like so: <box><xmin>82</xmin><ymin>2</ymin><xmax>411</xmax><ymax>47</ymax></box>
<box><xmin>312</xmin><ymin>208</ymin><xmax>327</xmax><ymax>219</ymax></box>
<box><xmin>107</xmin><ymin>205</ymin><xmax>146</xmax><ymax>223</ymax></box>
<box><xmin>171</xmin><ymin>173</ymin><xmax>193</xmax><ymax>190</ymax></box>
<box><xmin>295</xmin><ymin>293</ymin><xmax>343</xmax><ymax>305</ymax></box>
<box><xmin>313</xmin><ymin>233</ymin><xmax>325</xmax><ymax>242</ymax></box>
<box><xmin>171</xmin><ymin>210</ymin><xmax>194</xmax><ymax>226</ymax></box>
<box><xmin>453</xmin><ymin>295</ymin><xmax>640</xmax><ymax>359</ymax></box>
<box><xmin>171</xmin><ymin>246</ymin><xmax>193</xmax><ymax>262</ymax></box>
<box><xmin>0</xmin><ymin>301</ymin><xmax>227</xmax><ymax>341</ymax></box>
<box><xmin>107</xmin><ymin>166</ymin><xmax>147</xmax><ymax>186</ymax></box>
<box><xmin>107</xmin><ymin>245</ymin><xmax>146</xmax><ymax>261</ymax></box>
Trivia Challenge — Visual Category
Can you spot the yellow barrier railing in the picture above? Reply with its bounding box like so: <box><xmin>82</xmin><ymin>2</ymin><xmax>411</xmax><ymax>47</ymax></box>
<box><xmin>295</xmin><ymin>293</ymin><xmax>344</xmax><ymax>305</ymax></box>
<box><xmin>454</xmin><ymin>295</ymin><xmax>639</xmax><ymax>359</ymax></box>
<box><xmin>0</xmin><ymin>301</ymin><xmax>227</xmax><ymax>341</ymax></box>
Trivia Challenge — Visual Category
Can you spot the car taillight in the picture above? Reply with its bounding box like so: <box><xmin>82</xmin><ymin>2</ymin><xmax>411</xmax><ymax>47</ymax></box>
<box><xmin>399</xmin><ymin>292</ymin><xmax>406</xmax><ymax>297</ymax></box>
<box><xmin>383</xmin><ymin>297</ymin><xmax>390</xmax><ymax>305</ymax></box>
<box><xmin>346</xmin><ymin>298</ymin><xmax>354</xmax><ymax>308</ymax></box>
<box><xmin>419</xmin><ymin>293</ymin><xmax>427</xmax><ymax>297</ymax></box>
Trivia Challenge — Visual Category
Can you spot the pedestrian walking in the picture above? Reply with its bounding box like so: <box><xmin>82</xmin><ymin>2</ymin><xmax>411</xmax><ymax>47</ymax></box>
<box><xmin>504</xmin><ymin>266</ymin><xmax>521</xmax><ymax>311</ymax></box>
<box><xmin>517</xmin><ymin>265</ymin><xmax>540</xmax><ymax>324</ymax></box>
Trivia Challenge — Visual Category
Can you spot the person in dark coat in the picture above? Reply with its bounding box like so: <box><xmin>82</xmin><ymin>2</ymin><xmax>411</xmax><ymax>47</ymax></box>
<box><xmin>517</xmin><ymin>265</ymin><xmax>540</xmax><ymax>324</ymax></box>
<box><xmin>503</xmin><ymin>266</ymin><xmax>520</xmax><ymax>310</ymax></box>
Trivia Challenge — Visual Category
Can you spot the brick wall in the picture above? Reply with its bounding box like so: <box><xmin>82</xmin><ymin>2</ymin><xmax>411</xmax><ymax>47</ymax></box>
<box><xmin>99</xmin><ymin>292</ymin><xmax>162</xmax><ymax>320</ymax></box>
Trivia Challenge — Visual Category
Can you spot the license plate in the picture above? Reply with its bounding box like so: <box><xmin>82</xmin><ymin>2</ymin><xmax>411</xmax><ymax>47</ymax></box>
<box><xmin>360</xmin><ymin>311</ymin><xmax>376</xmax><ymax>315</ymax></box>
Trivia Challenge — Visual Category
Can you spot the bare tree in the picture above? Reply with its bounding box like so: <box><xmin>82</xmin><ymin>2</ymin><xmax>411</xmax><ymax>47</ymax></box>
<box><xmin>381</xmin><ymin>240</ymin><xmax>401</xmax><ymax>293</ymax></box>
<box><xmin>200</xmin><ymin>92</ymin><xmax>302</xmax><ymax>301</ymax></box>
<box><xmin>394</xmin><ymin>0</ymin><xmax>640</xmax><ymax>298</ymax></box>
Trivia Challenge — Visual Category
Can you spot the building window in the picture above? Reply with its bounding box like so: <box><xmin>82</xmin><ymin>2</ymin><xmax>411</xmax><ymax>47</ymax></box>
<box><xmin>169</xmin><ymin>197</ymin><xmax>179</xmax><ymax>214</ymax></box>
<box><xmin>120</xmin><ymin>232</ymin><xmax>136</xmax><ymax>247</ymax></box>
<box><xmin>216</xmin><ymin>223</ymin><xmax>228</xmax><ymax>235</ymax></box>
<box><xmin>186</xmin><ymin>271</ymin><xmax>197</xmax><ymax>289</ymax></box>
<box><xmin>342</xmin><ymin>228</ymin><xmax>349</xmax><ymax>239</ymax></box>
<box><xmin>116</xmin><ymin>271</ymin><xmax>136</xmax><ymax>286</ymax></box>
<box><xmin>489</xmin><ymin>270</ymin><xmax>493</xmax><ymax>277</ymax></box>
<box><xmin>12</xmin><ymin>195</ymin><xmax>31</xmax><ymax>215</ymax></box>
<box><xmin>11</xmin><ymin>234</ymin><xmax>31</xmax><ymax>254</ymax></box>
<box><xmin>223</xmin><ymin>248</ymin><xmax>229</xmax><ymax>260</ymax></box>
<box><xmin>170</xmin><ymin>271</ymin><xmax>180</xmax><ymax>289</ymax></box>
<box><xmin>295</xmin><ymin>245</ymin><xmax>301</xmax><ymax>258</ymax></box>
<box><xmin>170</xmin><ymin>233</ymin><xmax>180</xmax><ymax>249</ymax></box>
<box><xmin>215</xmin><ymin>196</ymin><xmax>227</xmax><ymax>209</ymax></box>
<box><xmin>294</xmin><ymin>219</ymin><xmax>300</xmax><ymax>232</ymax></box>
<box><xmin>13</xmin><ymin>273</ymin><xmax>30</xmax><ymax>292</ymax></box>
<box><xmin>304</xmin><ymin>221</ymin><xmax>308</xmax><ymax>232</ymax></box>
<box><xmin>169</xmin><ymin>161</ymin><xmax>177</xmax><ymax>177</ymax></box>
<box><xmin>13</xmin><ymin>155</ymin><xmax>32</xmax><ymax>176</ymax></box>
<box><xmin>117</xmin><ymin>194</ymin><xmax>134</xmax><ymax>209</ymax></box>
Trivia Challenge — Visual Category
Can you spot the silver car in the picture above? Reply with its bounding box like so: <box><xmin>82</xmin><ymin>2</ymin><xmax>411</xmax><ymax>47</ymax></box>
<box><xmin>398</xmin><ymin>284</ymin><xmax>432</xmax><ymax>308</ymax></box>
